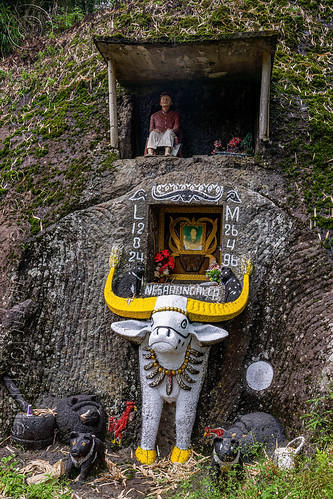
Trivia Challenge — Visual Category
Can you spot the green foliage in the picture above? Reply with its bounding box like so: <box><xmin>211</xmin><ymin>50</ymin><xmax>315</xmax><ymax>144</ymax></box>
<box><xmin>167</xmin><ymin>472</ymin><xmax>225</xmax><ymax>499</ymax></box>
<box><xmin>302</xmin><ymin>391</ymin><xmax>333</xmax><ymax>448</ymax></box>
<box><xmin>168</xmin><ymin>446</ymin><xmax>333</xmax><ymax>499</ymax></box>
<box><xmin>90</xmin><ymin>0</ymin><xmax>332</xmax><ymax>239</ymax></box>
<box><xmin>0</xmin><ymin>455</ymin><xmax>72</xmax><ymax>498</ymax></box>
<box><xmin>52</xmin><ymin>6</ymin><xmax>85</xmax><ymax>32</ymax></box>
<box><xmin>0</xmin><ymin>4</ymin><xmax>20</xmax><ymax>57</ymax></box>
<box><xmin>0</xmin><ymin>0</ymin><xmax>111</xmax><ymax>56</ymax></box>
<box><xmin>0</xmin><ymin>31</ymin><xmax>111</xmax><ymax>235</ymax></box>
<box><xmin>205</xmin><ymin>264</ymin><xmax>221</xmax><ymax>283</ymax></box>
<box><xmin>28</xmin><ymin>217</ymin><xmax>41</xmax><ymax>236</ymax></box>
<box><xmin>100</xmin><ymin>151</ymin><xmax>119</xmax><ymax>170</ymax></box>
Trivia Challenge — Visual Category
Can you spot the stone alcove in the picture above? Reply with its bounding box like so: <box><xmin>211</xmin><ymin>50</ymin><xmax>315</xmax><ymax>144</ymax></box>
<box><xmin>94</xmin><ymin>31</ymin><xmax>278</xmax><ymax>158</ymax></box>
<box><xmin>130</xmin><ymin>77</ymin><xmax>259</xmax><ymax>157</ymax></box>
<box><xmin>147</xmin><ymin>203</ymin><xmax>224</xmax><ymax>281</ymax></box>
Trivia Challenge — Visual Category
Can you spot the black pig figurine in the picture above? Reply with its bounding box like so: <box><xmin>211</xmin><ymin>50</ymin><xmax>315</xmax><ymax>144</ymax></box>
<box><xmin>66</xmin><ymin>432</ymin><xmax>105</xmax><ymax>483</ymax></box>
<box><xmin>211</xmin><ymin>412</ymin><xmax>286</xmax><ymax>481</ymax></box>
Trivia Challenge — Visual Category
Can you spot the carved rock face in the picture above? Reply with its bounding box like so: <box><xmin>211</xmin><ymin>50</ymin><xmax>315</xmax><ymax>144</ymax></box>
<box><xmin>1</xmin><ymin>157</ymin><xmax>332</xmax><ymax>445</ymax></box>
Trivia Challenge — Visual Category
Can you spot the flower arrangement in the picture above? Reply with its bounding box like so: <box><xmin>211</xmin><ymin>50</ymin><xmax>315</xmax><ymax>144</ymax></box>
<box><xmin>153</xmin><ymin>249</ymin><xmax>175</xmax><ymax>281</ymax></box>
<box><xmin>205</xmin><ymin>262</ymin><xmax>221</xmax><ymax>283</ymax></box>
<box><xmin>211</xmin><ymin>133</ymin><xmax>253</xmax><ymax>156</ymax></box>
<box><xmin>211</xmin><ymin>139</ymin><xmax>223</xmax><ymax>155</ymax></box>
<box><xmin>227</xmin><ymin>136</ymin><xmax>242</xmax><ymax>152</ymax></box>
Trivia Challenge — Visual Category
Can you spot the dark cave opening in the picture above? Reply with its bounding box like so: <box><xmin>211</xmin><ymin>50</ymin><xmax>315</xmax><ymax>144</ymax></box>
<box><xmin>130</xmin><ymin>75</ymin><xmax>260</xmax><ymax>158</ymax></box>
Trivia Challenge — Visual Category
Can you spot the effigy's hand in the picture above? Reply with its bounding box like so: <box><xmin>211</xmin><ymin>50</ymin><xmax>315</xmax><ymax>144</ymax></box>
<box><xmin>154</xmin><ymin>128</ymin><xmax>161</xmax><ymax>133</ymax></box>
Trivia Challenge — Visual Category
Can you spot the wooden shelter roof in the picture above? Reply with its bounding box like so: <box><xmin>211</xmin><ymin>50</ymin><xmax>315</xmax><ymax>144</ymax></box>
<box><xmin>94</xmin><ymin>31</ymin><xmax>278</xmax><ymax>87</ymax></box>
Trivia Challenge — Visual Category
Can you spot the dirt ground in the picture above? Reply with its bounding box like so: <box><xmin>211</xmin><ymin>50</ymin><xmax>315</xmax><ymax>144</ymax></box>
<box><xmin>0</xmin><ymin>437</ymin><xmax>207</xmax><ymax>499</ymax></box>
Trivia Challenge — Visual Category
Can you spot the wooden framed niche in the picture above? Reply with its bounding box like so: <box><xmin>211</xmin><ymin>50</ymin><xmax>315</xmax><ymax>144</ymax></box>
<box><xmin>150</xmin><ymin>205</ymin><xmax>223</xmax><ymax>281</ymax></box>
<box><xmin>94</xmin><ymin>33</ymin><xmax>278</xmax><ymax>156</ymax></box>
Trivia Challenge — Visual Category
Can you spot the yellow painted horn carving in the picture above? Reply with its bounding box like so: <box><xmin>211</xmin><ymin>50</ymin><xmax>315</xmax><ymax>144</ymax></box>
<box><xmin>104</xmin><ymin>247</ymin><xmax>252</xmax><ymax>322</ymax></box>
<box><xmin>104</xmin><ymin>247</ymin><xmax>156</xmax><ymax>319</ymax></box>
<box><xmin>187</xmin><ymin>272</ymin><xmax>250</xmax><ymax>322</ymax></box>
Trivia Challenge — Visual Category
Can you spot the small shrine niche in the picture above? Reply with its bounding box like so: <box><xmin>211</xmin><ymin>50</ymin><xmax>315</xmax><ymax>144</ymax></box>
<box><xmin>131</xmin><ymin>79</ymin><xmax>259</xmax><ymax>158</ymax></box>
<box><xmin>149</xmin><ymin>205</ymin><xmax>223</xmax><ymax>281</ymax></box>
<box><xmin>94</xmin><ymin>32</ymin><xmax>278</xmax><ymax>158</ymax></box>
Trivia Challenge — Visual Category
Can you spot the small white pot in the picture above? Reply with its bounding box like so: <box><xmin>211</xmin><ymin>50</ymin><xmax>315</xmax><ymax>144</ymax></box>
<box><xmin>273</xmin><ymin>436</ymin><xmax>305</xmax><ymax>470</ymax></box>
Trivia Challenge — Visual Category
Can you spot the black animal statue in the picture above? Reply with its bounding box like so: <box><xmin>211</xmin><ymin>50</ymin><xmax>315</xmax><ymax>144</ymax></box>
<box><xmin>220</xmin><ymin>267</ymin><xmax>242</xmax><ymax>302</ymax></box>
<box><xmin>211</xmin><ymin>412</ymin><xmax>286</xmax><ymax>481</ymax></box>
<box><xmin>114</xmin><ymin>263</ymin><xmax>145</xmax><ymax>298</ymax></box>
<box><xmin>55</xmin><ymin>394</ymin><xmax>105</xmax><ymax>443</ymax></box>
<box><xmin>66</xmin><ymin>432</ymin><xmax>105</xmax><ymax>483</ymax></box>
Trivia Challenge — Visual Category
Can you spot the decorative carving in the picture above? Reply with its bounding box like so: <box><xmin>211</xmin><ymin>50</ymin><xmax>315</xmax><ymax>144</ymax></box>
<box><xmin>12</xmin><ymin>412</ymin><xmax>55</xmax><ymax>450</ymax></box>
<box><xmin>143</xmin><ymin>342</ymin><xmax>203</xmax><ymax>394</ymax></box>
<box><xmin>152</xmin><ymin>183</ymin><xmax>223</xmax><ymax>203</ymax></box>
<box><xmin>144</xmin><ymin>283</ymin><xmax>222</xmax><ymax>300</ymax></box>
<box><xmin>3</xmin><ymin>375</ymin><xmax>55</xmax><ymax>450</ymax></box>
<box><xmin>129</xmin><ymin>189</ymin><xmax>147</xmax><ymax>201</ymax></box>
<box><xmin>169</xmin><ymin>216</ymin><xmax>217</xmax><ymax>260</ymax></box>
<box><xmin>111</xmin><ymin>295</ymin><xmax>228</xmax><ymax>464</ymax></box>
<box><xmin>55</xmin><ymin>395</ymin><xmax>105</xmax><ymax>443</ymax></box>
<box><xmin>146</xmin><ymin>93</ymin><xmax>180</xmax><ymax>157</ymax></box>
<box><xmin>180</xmin><ymin>254</ymin><xmax>205</xmax><ymax>272</ymax></box>
<box><xmin>226</xmin><ymin>189</ymin><xmax>242</xmax><ymax>203</ymax></box>
<box><xmin>220</xmin><ymin>267</ymin><xmax>242</xmax><ymax>302</ymax></box>
<box><xmin>3</xmin><ymin>374</ymin><xmax>30</xmax><ymax>412</ymax></box>
<box><xmin>104</xmin><ymin>246</ymin><xmax>252</xmax><ymax>322</ymax></box>
<box><xmin>108</xmin><ymin>401</ymin><xmax>136</xmax><ymax>444</ymax></box>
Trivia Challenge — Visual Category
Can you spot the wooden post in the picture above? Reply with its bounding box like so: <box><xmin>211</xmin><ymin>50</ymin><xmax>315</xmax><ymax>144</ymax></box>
<box><xmin>108</xmin><ymin>59</ymin><xmax>118</xmax><ymax>147</ymax></box>
<box><xmin>259</xmin><ymin>52</ymin><xmax>271</xmax><ymax>141</ymax></box>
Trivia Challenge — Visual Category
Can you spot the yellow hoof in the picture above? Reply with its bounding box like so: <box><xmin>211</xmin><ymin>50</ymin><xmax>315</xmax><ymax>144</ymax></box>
<box><xmin>135</xmin><ymin>446</ymin><xmax>157</xmax><ymax>464</ymax></box>
<box><xmin>170</xmin><ymin>446</ymin><xmax>191</xmax><ymax>463</ymax></box>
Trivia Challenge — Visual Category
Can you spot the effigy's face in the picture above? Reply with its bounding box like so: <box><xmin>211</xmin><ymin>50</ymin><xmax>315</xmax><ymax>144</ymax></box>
<box><xmin>160</xmin><ymin>95</ymin><xmax>172</xmax><ymax>111</ymax></box>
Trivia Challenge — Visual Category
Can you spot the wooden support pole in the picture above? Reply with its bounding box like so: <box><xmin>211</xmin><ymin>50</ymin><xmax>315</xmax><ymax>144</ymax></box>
<box><xmin>108</xmin><ymin>59</ymin><xmax>118</xmax><ymax>147</ymax></box>
<box><xmin>259</xmin><ymin>52</ymin><xmax>272</xmax><ymax>141</ymax></box>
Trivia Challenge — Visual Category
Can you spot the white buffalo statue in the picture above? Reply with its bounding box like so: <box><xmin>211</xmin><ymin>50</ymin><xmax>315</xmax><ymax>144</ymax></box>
<box><xmin>104</xmin><ymin>250</ymin><xmax>251</xmax><ymax>464</ymax></box>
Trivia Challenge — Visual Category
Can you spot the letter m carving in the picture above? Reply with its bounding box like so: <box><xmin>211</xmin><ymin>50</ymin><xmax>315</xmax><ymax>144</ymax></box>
<box><xmin>226</xmin><ymin>206</ymin><xmax>239</xmax><ymax>222</ymax></box>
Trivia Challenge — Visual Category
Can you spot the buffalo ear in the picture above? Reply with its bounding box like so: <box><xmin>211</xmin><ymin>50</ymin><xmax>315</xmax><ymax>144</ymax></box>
<box><xmin>190</xmin><ymin>323</ymin><xmax>228</xmax><ymax>346</ymax></box>
<box><xmin>111</xmin><ymin>319</ymin><xmax>150</xmax><ymax>344</ymax></box>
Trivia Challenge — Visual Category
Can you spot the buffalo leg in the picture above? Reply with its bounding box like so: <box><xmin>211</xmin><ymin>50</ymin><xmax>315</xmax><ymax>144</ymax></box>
<box><xmin>174</xmin><ymin>394</ymin><xmax>197</xmax><ymax>450</ymax></box>
<box><xmin>140</xmin><ymin>388</ymin><xmax>163</xmax><ymax>450</ymax></box>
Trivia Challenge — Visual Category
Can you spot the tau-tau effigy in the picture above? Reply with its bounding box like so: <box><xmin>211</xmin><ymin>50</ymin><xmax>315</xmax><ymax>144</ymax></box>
<box><xmin>104</xmin><ymin>248</ymin><xmax>252</xmax><ymax>464</ymax></box>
